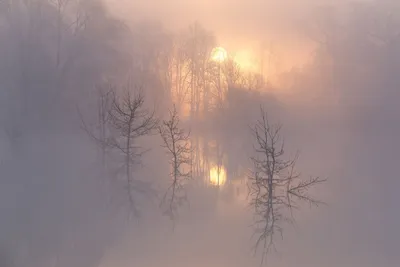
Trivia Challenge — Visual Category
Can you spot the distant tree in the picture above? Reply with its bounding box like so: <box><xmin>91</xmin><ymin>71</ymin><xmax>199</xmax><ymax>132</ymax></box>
<box><xmin>222</xmin><ymin>57</ymin><xmax>243</xmax><ymax>88</ymax></box>
<box><xmin>0</xmin><ymin>1</ymin><xmax>131</xmax><ymax>267</ymax></box>
<box><xmin>170</xmin><ymin>22</ymin><xmax>216</xmax><ymax>179</ymax></box>
<box><xmin>297</xmin><ymin>1</ymin><xmax>400</xmax><ymax>115</ymax></box>
<box><xmin>182</xmin><ymin>22</ymin><xmax>216</xmax><ymax>119</ymax></box>
<box><xmin>248</xmin><ymin>106</ymin><xmax>326</xmax><ymax>264</ymax></box>
<box><xmin>170</xmin><ymin>33</ymin><xmax>192</xmax><ymax>114</ymax></box>
<box><xmin>159</xmin><ymin>105</ymin><xmax>192</xmax><ymax>224</ymax></box>
<box><xmin>0</xmin><ymin>0</ymin><xmax>128</xmax><ymax>141</ymax></box>
<box><xmin>125</xmin><ymin>20</ymin><xmax>174</xmax><ymax>116</ymax></box>
<box><xmin>95</xmin><ymin>82</ymin><xmax>113</xmax><ymax>167</ymax></box>
<box><xmin>208</xmin><ymin>59</ymin><xmax>226</xmax><ymax>111</ymax></box>
<box><xmin>78</xmin><ymin>81</ymin><xmax>114</xmax><ymax>172</ymax></box>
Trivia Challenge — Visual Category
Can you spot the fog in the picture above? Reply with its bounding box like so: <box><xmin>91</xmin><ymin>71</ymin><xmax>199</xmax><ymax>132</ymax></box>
<box><xmin>0</xmin><ymin>0</ymin><xmax>399</xmax><ymax>267</ymax></box>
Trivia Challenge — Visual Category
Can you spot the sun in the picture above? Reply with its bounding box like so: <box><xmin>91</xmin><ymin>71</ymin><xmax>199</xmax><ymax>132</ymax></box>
<box><xmin>211</xmin><ymin>47</ymin><xmax>228</xmax><ymax>63</ymax></box>
<box><xmin>209</xmin><ymin>165</ymin><xmax>227</xmax><ymax>186</ymax></box>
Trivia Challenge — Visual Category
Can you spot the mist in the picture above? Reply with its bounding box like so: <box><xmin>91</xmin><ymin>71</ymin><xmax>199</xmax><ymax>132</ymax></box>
<box><xmin>0</xmin><ymin>0</ymin><xmax>399</xmax><ymax>267</ymax></box>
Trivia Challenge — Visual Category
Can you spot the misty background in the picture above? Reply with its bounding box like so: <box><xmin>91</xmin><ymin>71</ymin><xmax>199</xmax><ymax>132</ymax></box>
<box><xmin>0</xmin><ymin>0</ymin><xmax>399</xmax><ymax>267</ymax></box>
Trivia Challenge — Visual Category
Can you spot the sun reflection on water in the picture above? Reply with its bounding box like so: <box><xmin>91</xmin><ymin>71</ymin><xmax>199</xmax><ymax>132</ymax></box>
<box><xmin>209</xmin><ymin>165</ymin><xmax>227</xmax><ymax>186</ymax></box>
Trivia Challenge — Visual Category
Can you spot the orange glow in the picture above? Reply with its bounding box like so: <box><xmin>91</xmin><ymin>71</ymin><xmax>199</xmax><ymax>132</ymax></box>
<box><xmin>233</xmin><ymin>50</ymin><xmax>258</xmax><ymax>73</ymax></box>
<box><xmin>209</xmin><ymin>165</ymin><xmax>227</xmax><ymax>186</ymax></box>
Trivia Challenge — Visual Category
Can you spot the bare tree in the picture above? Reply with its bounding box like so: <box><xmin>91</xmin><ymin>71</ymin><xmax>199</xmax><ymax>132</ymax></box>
<box><xmin>79</xmin><ymin>83</ymin><xmax>158</xmax><ymax>218</ymax></box>
<box><xmin>159</xmin><ymin>105</ymin><xmax>192</xmax><ymax>224</ymax></box>
<box><xmin>170</xmin><ymin>35</ymin><xmax>192</xmax><ymax>113</ymax></box>
<box><xmin>222</xmin><ymin>57</ymin><xmax>243</xmax><ymax>88</ymax></box>
<box><xmin>248</xmin><ymin>106</ymin><xmax>326</xmax><ymax>265</ymax></box>
<box><xmin>106</xmin><ymin>87</ymin><xmax>158</xmax><ymax>217</ymax></box>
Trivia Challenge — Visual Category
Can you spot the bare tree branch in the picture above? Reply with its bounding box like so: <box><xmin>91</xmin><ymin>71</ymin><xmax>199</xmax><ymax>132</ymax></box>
<box><xmin>79</xmin><ymin>82</ymin><xmax>159</xmax><ymax>218</ymax></box>
<box><xmin>248</xmin><ymin>106</ymin><xmax>326</xmax><ymax>265</ymax></box>
<box><xmin>159</xmin><ymin>104</ymin><xmax>193</xmax><ymax>226</ymax></box>
<box><xmin>107</xmin><ymin>87</ymin><xmax>158</xmax><ymax>217</ymax></box>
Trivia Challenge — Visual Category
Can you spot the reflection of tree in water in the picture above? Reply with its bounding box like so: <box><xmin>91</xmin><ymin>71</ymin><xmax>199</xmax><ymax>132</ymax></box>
<box><xmin>185</xmin><ymin>82</ymin><xmax>283</xmax><ymax>206</ymax></box>
<box><xmin>189</xmin><ymin>130</ymin><xmax>249</xmax><ymax>205</ymax></box>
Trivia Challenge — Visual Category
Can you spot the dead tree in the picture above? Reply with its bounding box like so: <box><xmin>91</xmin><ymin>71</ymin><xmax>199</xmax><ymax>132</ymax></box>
<box><xmin>159</xmin><ymin>105</ymin><xmax>192</xmax><ymax>223</ymax></box>
<box><xmin>105</xmin><ymin>88</ymin><xmax>158</xmax><ymax>217</ymax></box>
<box><xmin>248</xmin><ymin>106</ymin><xmax>326</xmax><ymax>265</ymax></box>
<box><xmin>79</xmin><ymin>84</ymin><xmax>158</xmax><ymax>218</ymax></box>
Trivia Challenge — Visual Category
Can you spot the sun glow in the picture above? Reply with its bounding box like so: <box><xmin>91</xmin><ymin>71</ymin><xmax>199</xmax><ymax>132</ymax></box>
<box><xmin>212</xmin><ymin>46</ymin><xmax>259</xmax><ymax>73</ymax></box>
<box><xmin>209</xmin><ymin>165</ymin><xmax>227</xmax><ymax>186</ymax></box>
<box><xmin>233</xmin><ymin>50</ymin><xmax>258</xmax><ymax>72</ymax></box>
<box><xmin>211</xmin><ymin>47</ymin><xmax>228</xmax><ymax>63</ymax></box>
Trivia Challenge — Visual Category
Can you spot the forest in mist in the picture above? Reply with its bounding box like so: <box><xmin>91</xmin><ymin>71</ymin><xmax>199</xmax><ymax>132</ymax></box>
<box><xmin>0</xmin><ymin>0</ymin><xmax>400</xmax><ymax>267</ymax></box>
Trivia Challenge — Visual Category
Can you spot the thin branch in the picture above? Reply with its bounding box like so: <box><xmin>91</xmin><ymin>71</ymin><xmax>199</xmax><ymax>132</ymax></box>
<box><xmin>248</xmin><ymin>105</ymin><xmax>326</xmax><ymax>265</ymax></box>
<box><xmin>159</xmin><ymin>104</ymin><xmax>193</xmax><ymax>225</ymax></box>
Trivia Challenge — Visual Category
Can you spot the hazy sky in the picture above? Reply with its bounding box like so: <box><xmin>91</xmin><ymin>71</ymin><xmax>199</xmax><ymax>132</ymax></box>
<box><xmin>107</xmin><ymin>0</ymin><xmax>338</xmax><ymax>72</ymax></box>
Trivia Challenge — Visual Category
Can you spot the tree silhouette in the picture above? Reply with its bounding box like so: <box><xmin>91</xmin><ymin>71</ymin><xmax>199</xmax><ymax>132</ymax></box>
<box><xmin>248</xmin><ymin>106</ymin><xmax>326</xmax><ymax>264</ymax></box>
<box><xmin>159</xmin><ymin>105</ymin><xmax>192</xmax><ymax>224</ymax></box>
<box><xmin>80</xmin><ymin>83</ymin><xmax>158</xmax><ymax>217</ymax></box>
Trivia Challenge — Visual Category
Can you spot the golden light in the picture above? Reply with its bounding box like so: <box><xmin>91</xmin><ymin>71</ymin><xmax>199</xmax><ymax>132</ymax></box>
<box><xmin>211</xmin><ymin>47</ymin><xmax>228</xmax><ymax>63</ymax></box>
<box><xmin>209</xmin><ymin>165</ymin><xmax>227</xmax><ymax>186</ymax></box>
<box><xmin>233</xmin><ymin>50</ymin><xmax>258</xmax><ymax>72</ymax></box>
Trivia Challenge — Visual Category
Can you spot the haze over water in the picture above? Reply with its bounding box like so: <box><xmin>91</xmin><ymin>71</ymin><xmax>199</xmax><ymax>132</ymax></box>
<box><xmin>1</xmin><ymin>0</ymin><xmax>399</xmax><ymax>267</ymax></box>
